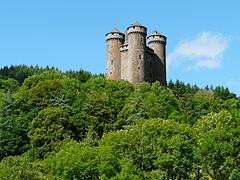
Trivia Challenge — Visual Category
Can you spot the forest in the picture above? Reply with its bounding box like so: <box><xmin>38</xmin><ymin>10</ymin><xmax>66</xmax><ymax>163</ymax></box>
<box><xmin>0</xmin><ymin>65</ymin><xmax>239</xmax><ymax>179</ymax></box>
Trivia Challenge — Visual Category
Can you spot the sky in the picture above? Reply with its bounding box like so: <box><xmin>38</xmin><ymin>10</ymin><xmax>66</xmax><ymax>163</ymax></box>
<box><xmin>0</xmin><ymin>0</ymin><xmax>240</xmax><ymax>95</ymax></box>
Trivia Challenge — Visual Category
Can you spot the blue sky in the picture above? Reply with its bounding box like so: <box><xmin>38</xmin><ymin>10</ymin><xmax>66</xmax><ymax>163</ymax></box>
<box><xmin>0</xmin><ymin>0</ymin><xmax>240</xmax><ymax>95</ymax></box>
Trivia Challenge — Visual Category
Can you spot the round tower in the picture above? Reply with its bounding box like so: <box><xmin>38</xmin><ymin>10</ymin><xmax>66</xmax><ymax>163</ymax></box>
<box><xmin>126</xmin><ymin>22</ymin><xmax>147</xmax><ymax>86</ymax></box>
<box><xmin>106</xmin><ymin>29</ymin><xmax>125</xmax><ymax>80</ymax></box>
<box><xmin>147</xmin><ymin>31</ymin><xmax>167</xmax><ymax>86</ymax></box>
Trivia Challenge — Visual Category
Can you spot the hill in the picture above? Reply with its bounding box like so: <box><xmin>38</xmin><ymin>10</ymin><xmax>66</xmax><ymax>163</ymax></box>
<box><xmin>0</xmin><ymin>65</ymin><xmax>239</xmax><ymax>179</ymax></box>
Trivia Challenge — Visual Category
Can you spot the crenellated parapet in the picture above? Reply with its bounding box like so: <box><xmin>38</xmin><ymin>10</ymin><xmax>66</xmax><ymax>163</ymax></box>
<box><xmin>120</xmin><ymin>44</ymin><xmax>128</xmax><ymax>52</ymax></box>
<box><xmin>106</xmin><ymin>29</ymin><xmax>125</xmax><ymax>43</ymax></box>
<box><xmin>126</xmin><ymin>22</ymin><xmax>147</xmax><ymax>35</ymax></box>
<box><xmin>147</xmin><ymin>31</ymin><xmax>167</xmax><ymax>45</ymax></box>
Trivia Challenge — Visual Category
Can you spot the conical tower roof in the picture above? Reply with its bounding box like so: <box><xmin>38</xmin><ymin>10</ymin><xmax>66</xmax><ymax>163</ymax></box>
<box><xmin>111</xmin><ymin>28</ymin><xmax>120</xmax><ymax>33</ymax></box>
<box><xmin>131</xmin><ymin>22</ymin><xmax>142</xmax><ymax>26</ymax></box>
<box><xmin>151</xmin><ymin>31</ymin><xmax>161</xmax><ymax>35</ymax></box>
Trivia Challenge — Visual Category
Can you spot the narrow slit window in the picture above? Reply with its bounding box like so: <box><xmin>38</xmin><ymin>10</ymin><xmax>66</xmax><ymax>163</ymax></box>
<box><xmin>139</xmin><ymin>55</ymin><xmax>142</xmax><ymax>59</ymax></box>
<box><xmin>111</xmin><ymin>60</ymin><xmax>113</xmax><ymax>65</ymax></box>
<box><xmin>138</xmin><ymin>67</ymin><xmax>140</xmax><ymax>70</ymax></box>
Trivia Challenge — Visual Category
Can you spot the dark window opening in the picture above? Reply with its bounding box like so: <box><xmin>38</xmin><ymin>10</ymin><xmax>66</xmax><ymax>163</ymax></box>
<box><xmin>141</xmin><ymin>38</ymin><xmax>143</xmax><ymax>42</ymax></box>
<box><xmin>111</xmin><ymin>60</ymin><xmax>113</xmax><ymax>65</ymax></box>
<box><xmin>138</xmin><ymin>67</ymin><xmax>140</xmax><ymax>70</ymax></box>
<box><xmin>139</xmin><ymin>55</ymin><xmax>142</xmax><ymax>59</ymax></box>
<box><xmin>110</xmin><ymin>72</ymin><xmax>112</xmax><ymax>75</ymax></box>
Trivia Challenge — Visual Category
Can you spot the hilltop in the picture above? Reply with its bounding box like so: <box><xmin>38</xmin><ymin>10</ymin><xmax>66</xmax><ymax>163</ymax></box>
<box><xmin>0</xmin><ymin>65</ymin><xmax>239</xmax><ymax>179</ymax></box>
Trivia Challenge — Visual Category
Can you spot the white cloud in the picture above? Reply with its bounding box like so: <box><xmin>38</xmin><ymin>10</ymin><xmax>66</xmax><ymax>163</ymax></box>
<box><xmin>167</xmin><ymin>32</ymin><xmax>230</xmax><ymax>70</ymax></box>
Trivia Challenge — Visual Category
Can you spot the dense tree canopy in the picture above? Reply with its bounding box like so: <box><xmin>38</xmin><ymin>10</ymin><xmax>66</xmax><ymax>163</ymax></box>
<box><xmin>0</xmin><ymin>65</ymin><xmax>239</xmax><ymax>179</ymax></box>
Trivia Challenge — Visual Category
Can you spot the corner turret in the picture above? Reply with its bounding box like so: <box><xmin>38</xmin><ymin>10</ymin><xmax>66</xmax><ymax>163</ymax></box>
<box><xmin>147</xmin><ymin>31</ymin><xmax>167</xmax><ymax>86</ymax></box>
<box><xmin>106</xmin><ymin>28</ymin><xmax>125</xmax><ymax>42</ymax></box>
<box><xmin>106</xmin><ymin>29</ymin><xmax>125</xmax><ymax>80</ymax></box>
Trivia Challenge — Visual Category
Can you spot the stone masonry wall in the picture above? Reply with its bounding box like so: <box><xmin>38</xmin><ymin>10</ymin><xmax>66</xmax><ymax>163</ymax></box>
<box><xmin>106</xmin><ymin>38</ymin><xmax>123</xmax><ymax>80</ymax></box>
<box><xmin>127</xmin><ymin>32</ymin><xmax>146</xmax><ymax>86</ymax></box>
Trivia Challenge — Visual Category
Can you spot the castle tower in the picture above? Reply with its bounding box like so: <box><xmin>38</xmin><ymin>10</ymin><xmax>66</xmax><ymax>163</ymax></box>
<box><xmin>147</xmin><ymin>31</ymin><xmax>167</xmax><ymax>86</ymax></box>
<box><xmin>126</xmin><ymin>22</ymin><xmax>147</xmax><ymax>86</ymax></box>
<box><xmin>106</xmin><ymin>29</ymin><xmax>124</xmax><ymax>80</ymax></box>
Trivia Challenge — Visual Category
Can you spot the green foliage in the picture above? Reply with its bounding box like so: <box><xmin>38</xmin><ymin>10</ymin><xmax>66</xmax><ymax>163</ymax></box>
<box><xmin>43</xmin><ymin>140</ymin><xmax>100</xmax><ymax>179</ymax></box>
<box><xmin>0</xmin><ymin>65</ymin><xmax>239</xmax><ymax>179</ymax></box>
<box><xmin>143</xmin><ymin>83</ymin><xmax>178</xmax><ymax>119</ymax></box>
<box><xmin>13</xmin><ymin>71</ymin><xmax>66</xmax><ymax>113</ymax></box>
<box><xmin>194</xmin><ymin>111</ymin><xmax>240</xmax><ymax>179</ymax></box>
<box><xmin>42</xmin><ymin>140</ymin><xmax>123</xmax><ymax>179</ymax></box>
<box><xmin>28</xmin><ymin>108</ymin><xmax>72</xmax><ymax>159</ymax></box>
<box><xmin>0</xmin><ymin>113</ymin><xmax>32</xmax><ymax>160</ymax></box>
<box><xmin>20</xmin><ymin>70</ymin><xmax>65</xmax><ymax>90</ymax></box>
<box><xmin>116</xmin><ymin>82</ymin><xmax>178</xmax><ymax>128</ymax></box>
<box><xmin>80</xmin><ymin>91</ymin><xmax>114</xmax><ymax>139</ymax></box>
<box><xmin>168</xmin><ymin>79</ymin><xmax>199</xmax><ymax>98</ymax></box>
<box><xmin>100</xmin><ymin>119</ymin><xmax>195</xmax><ymax>179</ymax></box>
<box><xmin>0</xmin><ymin>154</ymin><xmax>47</xmax><ymax>180</ymax></box>
<box><xmin>214</xmin><ymin>86</ymin><xmax>237</xmax><ymax>100</ymax></box>
<box><xmin>180</xmin><ymin>90</ymin><xmax>222</xmax><ymax>124</ymax></box>
<box><xmin>79</xmin><ymin>77</ymin><xmax>134</xmax><ymax>138</ymax></box>
<box><xmin>0</xmin><ymin>78</ymin><xmax>20</xmax><ymax>93</ymax></box>
<box><xmin>65</xmin><ymin>69</ymin><xmax>92</xmax><ymax>83</ymax></box>
<box><xmin>0</xmin><ymin>65</ymin><xmax>57</xmax><ymax>84</ymax></box>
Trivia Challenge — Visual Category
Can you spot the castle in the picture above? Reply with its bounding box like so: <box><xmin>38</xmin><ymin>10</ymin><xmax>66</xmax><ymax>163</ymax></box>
<box><xmin>106</xmin><ymin>22</ymin><xmax>167</xmax><ymax>86</ymax></box>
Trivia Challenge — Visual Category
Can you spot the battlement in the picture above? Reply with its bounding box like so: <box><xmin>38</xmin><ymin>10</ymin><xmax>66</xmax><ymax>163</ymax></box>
<box><xmin>120</xmin><ymin>44</ymin><xmax>128</xmax><ymax>52</ymax></box>
<box><xmin>126</xmin><ymin>22</ymin><xmax>147</xmax><ymax>35</ymax></box>
<box><xmin>147</xmin><ymin>31</ymin><xmax>167</xmax><ymax>45</ymax></box>
<box><xmin>106</xmin><ymin>29</ymin><xmax>125</xmax><ymax>42</ymax></box>
<box><xmin>106</xmin><ymin>23</ymin><xmax>167</xmax><ymax>86</ymax></box>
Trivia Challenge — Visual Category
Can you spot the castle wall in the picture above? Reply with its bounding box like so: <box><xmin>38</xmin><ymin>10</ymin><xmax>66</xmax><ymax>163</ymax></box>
<box><xmin>120</xmin><ymin>45</ymin><xmax>128</xmax><ymax>81</ymax></box>
<box><xmin>145</xmin><ymin>48</ymin><xmax>154</xmax><ymax>83</ymax></box>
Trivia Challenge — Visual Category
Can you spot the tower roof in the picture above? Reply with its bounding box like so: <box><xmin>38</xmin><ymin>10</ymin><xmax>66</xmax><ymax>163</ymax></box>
<box><xmin>127</xmin><ymin>22</ymin><xmax>146</xmax><ymax>28</ymax></box>
<box><xmin>111</xmin><ymin>28</ymin><xmax>120</xmax><ymax>33</ymax></box>
<box><xmin>151</xmin><ymin>31</ymin><xmax>161</xmax><ymax>35</ymax></box>
<box><xmin>131</xmin><ymin>22</ymin><xmax>142</xmax><ymax>26</ymax></box>
<box><xmin>127</xmin><ymin>22</ymin><xmax>147</xmax><ymax>32</ymax></box>
<box><xmin>106</xmin><ymin>28</ymin><xmax>124</xmax><ymax>37</ymax></box>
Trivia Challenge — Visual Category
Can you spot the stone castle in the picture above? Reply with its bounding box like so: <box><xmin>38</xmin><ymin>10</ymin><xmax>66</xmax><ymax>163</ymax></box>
<box><xmin>106</xmin><ymin>22</ymin><xmax>167</xmax><ymax>86</ymax></box>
